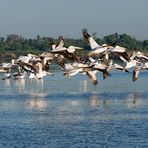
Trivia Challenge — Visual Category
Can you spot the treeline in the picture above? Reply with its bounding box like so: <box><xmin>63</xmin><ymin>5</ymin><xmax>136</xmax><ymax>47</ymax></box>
<box><xmin>0</xmin><ymin>33</ymin><xmax>148</xmax><ymax>58</ymax></box>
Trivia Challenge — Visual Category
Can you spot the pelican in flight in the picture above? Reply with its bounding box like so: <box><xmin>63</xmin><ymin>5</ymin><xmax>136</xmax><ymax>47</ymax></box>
<box><xmin>15</xmin><ymin>54</ymin><xmax>53</xmax><ymax>79</ymax></box>
<box><xmin>82</xmin><ymin>28</ymin><xmax>108</xmax><ymax>56</ymax></box>
<box><xmin>50</xmin><ymin>36</ymin><xmax>83</xmax><ymax>69</ymax></box>
<box><xmin>50</xmin><ymin>36</ymin><xmax>64</xmax><ymax>50</ymax></box>
<box><xmin>82</xmin><ymin>28</ymin><xmax>131</xmax><ymax>62</ymax></box>
<box><xmin>63</xmin><ymin>62</ymin><xmax>98</xmax><ymax>85</ymax></box>
<box><xmin>0</xmin><ymin>59</ymin><xmax>16</xmax><ymax>73</ymax></box>
<box><xmin>132</xmin><ymin>62</ymin><xmax>148</xmax><ymax>81</ymax></box>
<box><xmin>119</xmin><ymin>53</ymin><xmax>141</xmax><ymax>71</ymax></box>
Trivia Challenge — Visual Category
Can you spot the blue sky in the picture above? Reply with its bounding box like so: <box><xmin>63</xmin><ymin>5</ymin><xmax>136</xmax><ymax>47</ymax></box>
<box><xmin>0</xmin><ymin>0</ymin><xmax>147</xmax><ymax>40</ymax></box>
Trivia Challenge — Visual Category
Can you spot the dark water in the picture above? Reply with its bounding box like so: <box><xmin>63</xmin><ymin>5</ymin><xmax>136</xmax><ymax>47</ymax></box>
<box><xmin>0</xmin><ymin>71</ymin><xmax>148</xmax><ymax>148</ymax></box>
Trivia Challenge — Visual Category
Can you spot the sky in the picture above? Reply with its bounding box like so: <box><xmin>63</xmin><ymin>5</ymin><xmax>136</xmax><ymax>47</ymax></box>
<box><xmin>0</xmin><ymin>0</ymin><xmax>147</xmax><ymax>40</ymax></box>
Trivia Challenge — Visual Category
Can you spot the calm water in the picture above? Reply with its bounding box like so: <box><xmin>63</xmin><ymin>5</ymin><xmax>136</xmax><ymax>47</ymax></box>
<box><xmin>0</xmin><ymin>70</ymin><xmax>148</xmax><ymax>148</ymax></box>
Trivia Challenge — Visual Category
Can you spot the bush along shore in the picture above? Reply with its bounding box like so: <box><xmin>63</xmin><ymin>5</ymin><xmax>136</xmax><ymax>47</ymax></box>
<box><xmin>0</xmin><ymin>32</ymin><xmax>147</xmax><ymax>62</ymax></box>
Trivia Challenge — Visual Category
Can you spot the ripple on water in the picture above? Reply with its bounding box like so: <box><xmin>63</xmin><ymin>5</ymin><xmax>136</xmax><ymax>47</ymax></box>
<box><xmin>0</xmin><ymin>72</ymin><xmax>148</xmax><ymax>147</ymax></box>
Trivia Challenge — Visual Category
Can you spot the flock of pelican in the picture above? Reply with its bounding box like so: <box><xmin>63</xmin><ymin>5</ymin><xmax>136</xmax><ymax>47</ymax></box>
<box><xmin>0</xmin><ymin>29</ymin><xmax>148</xmax><ymax>85</ymax></box>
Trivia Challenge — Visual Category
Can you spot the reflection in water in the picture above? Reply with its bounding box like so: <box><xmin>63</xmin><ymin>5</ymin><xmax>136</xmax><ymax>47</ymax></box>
<box><xmin>26</xmin><ymin>98</ymin><xmax>47</xmax><ymax>110</ymax></box>
<box><xmin>25</xmin><ymin>79</ymin><xmax>48</xmax><ymax>110</ymax></box>
<box><xmin>65</xmin><ymin>100</ymin><xmax>81</xmax><ymax>106</ymax></box>
<box><xmin>1</xmin><ymin>75</ymin><xmax>146</xmax><ymax>111</ymax></box>
<box><xmin>88</xmin><ymin>94</ymin><xmax>98</xmax><ymax>107</ymax></box>
<box><xmin>14</xmin><ymin>79</ymin><xmax>25</xmax><ymax>93</ymax></box>
<box><xmin>27</xmin><ymin>78</ymin><xmax>44</xmax><ymax>93</ymax></box>
<box><xmin>87</xmin><ymin>93</ymin><xmax>145</xmax><ymax>110</ymax></box>
<box><xmin>28</xmin><ymin>92</ymin><xmax>47</xmax><ymax>98</ymax></box>
<box><xmin>4</xmin><ymin>79</ymin><xmax>12</xmax><ymax>87</ymax></box>
<box><xmin>102</xmin><ymin>99</ymin><xmax>110</xmax><ymax>110</ymax></box>
<box><xmin>80</xmin><ymin>80</ymin><xmax>89</xmax><ymax>92</ymax></box>
<box><xmin>11</xmin><ymin>78</ymin><xmax>47</xmax><ymax>96</ymax></box>
<box><xmin>0</xmin><ymin>75</ymin><xmax>148</xmax><ymax>148</ymax></box>
<box><xmin>126</xmin><ymin>93</ymin><xmax>141</xmax><ymax>108</ymax></box>
<box><xmin>35</xmin><ymin>78</ymin><xmax>44</xmax><ymax>91</ymax></box>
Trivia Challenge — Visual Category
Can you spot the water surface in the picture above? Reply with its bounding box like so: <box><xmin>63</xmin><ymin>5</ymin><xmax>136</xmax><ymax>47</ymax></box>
<box><xmin>0</xmin><ymin>71</ymin><xmax>148</xmax><ymax>148</ymax></box>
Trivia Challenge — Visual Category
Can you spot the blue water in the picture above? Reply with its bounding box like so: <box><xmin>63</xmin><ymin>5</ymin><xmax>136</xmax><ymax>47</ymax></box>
<box><xmin>0</xmin><ymin>71</ymin><xmax>148</xmax><ymax>148</ymax></box>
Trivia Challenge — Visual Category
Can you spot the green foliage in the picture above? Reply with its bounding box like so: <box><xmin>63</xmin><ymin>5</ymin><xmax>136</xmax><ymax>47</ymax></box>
<box><xmin>0</xmin><ymin>33</ymin><xmax>147</xmax><ymax>59</ymax></box>
<box><xmin>143</xmin><ymin>40</ymin><xmax>148</xmax><ymax>51</ymax></box>
<box><xmin>103</xmin><ymin>33</ymin><xmax>119</xmax><ymax>44</ymax></box>
<box><xmin>103</xmin><ymin>33</ymin><xmax>144</xmax><ymax>50</ymax></box>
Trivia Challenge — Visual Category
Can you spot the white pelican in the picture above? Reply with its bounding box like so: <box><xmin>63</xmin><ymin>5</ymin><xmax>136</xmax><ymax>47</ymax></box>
<box><xmin>63</xmin><ymin>61</ymin><xmax>98</xmax><ymax>84</ymax></box>
<box><xmin>107</xmin><ymin>45</ymin><xmax>129</xmax><ymax>61</ymax></box>
<box><xmin>82</xmin><ymin>28</ymin><xmax>102</xmax><ymax>49</ymax></box>
<box><xmin>82</xmin><ymin>28</ymin><xmax>109</xmax><ymax>56</ymax></box>
<box><xmin>63</xmin><ymin>62</ymin><xmax>89</xmax><ymax>77</ymax></box>
<box><xmin>132</xmin><ymin>62</ymin><xmax>148</xmax><ymax>81</ymax></box>
<box><xmin>51</xmin><ymin>36</ymin><xmax>64</xmax><ymax>50</ymax></box>
<box><xmin>135</xmin><ymin>51</ymin><xmax>148</xmax><ymax>61</ymax></box>
<box><xmin>14</xmin><ymin>60</ymin><xmax>46</xmax><ymax>79</ymax></box>
<box><xmin>119</xmin><ymin>55</ymin><xmax>141</xmax><ymax>70</ymax></box>
<box><xmin>85</xmin><ymin>69</ymin><xmax>98</xmax><ymax>85</ymax></box>
<box><xmin>142</xmin><ymin>62</ymin><xmax>148</xmax><ymax>70</ymax></box>
<box><xmin>0</xmin><ymin>59</ymin><xmax>16</xmax><ymax>73</ymax></box>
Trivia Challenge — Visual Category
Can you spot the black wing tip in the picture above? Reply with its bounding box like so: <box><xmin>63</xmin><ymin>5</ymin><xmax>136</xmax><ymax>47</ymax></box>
<box><xmin>133</xmin><ymin>77</ymin><xmax>138</xmax><ymax>82</ymax></box>
<box><xmin>93</xmin><ymin>80</ymin><xmax>98</xmax><ymax>85</ymax></box>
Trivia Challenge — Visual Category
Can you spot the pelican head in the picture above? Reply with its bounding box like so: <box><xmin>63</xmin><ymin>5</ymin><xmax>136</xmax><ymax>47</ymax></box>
<box><xmin>82</xmin><ymin>28</ymin><xmax>88</xmax><ymax>34</ymax></box>
<box><xmin>58</xmin><ymin>36</ymin><xmax>64</xmax><ymax>41</ymax></box>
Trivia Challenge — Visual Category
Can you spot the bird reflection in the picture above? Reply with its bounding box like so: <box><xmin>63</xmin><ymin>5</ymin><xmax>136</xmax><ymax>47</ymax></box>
<box><xmin>126</xmin><ymin>93</ymin><xmax>141</xmax><ymax>108</ymax></box>
<box><xmin>26</xmin><ymin>98</ymin><xmax>47</xmax><ymax>110</ymax></box>
<box><xmin>35</xmin><ymin>78</ymin><xmax>44</xmax><ymax>90</ymax></box>
<box><xmin>88</xmin><ymin>94</ymin><xmax>98</xmax><ymax>107</ymax></box>
<box><xmin>80</xmin><ymin>80</ymin><xmax>89</xmax><ymax>92</ymax></box>
<box><xmin>15</xmin><ymin>79</ymin><xmax>25</xmax><ymax>93</ymax></box>
<box><xmin>102</xmin><ymin>99</ymin><xmax>110</xmax><ymax>109</ymax></box>
<box><xmin>29</xmin><ymin>92</ymin><xmax>47</xmax><ymax>98</ymax></box>
<box><xmin>25</xmin><ymin>86</ymin><xmax>48</xmax><ymax>110</ymax></box>
<box><xmin>4</xmin><ymin>79</ymin><xmax>12</xmax><ymax>87</ymax></box>
<box><xmin>28</xmin><ymin>78</ymin><xmax>44</xmax><ymax>90</ymax></box>
<box><xmin>64</xmin><ymin>99</ymin><xmax>81</xmax><ymax>107</ymax></box>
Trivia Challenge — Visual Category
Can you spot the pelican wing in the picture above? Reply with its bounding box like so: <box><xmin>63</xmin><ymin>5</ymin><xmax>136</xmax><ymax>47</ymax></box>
<box><xmin>133</xmin><ymin>67</ymin><xmax>140</xmax><ymax>81</ymax></box>
<box><xmin>82</xmin><ymin>29</ymin><xmax>101</xmax><ymax>49</ymax></box>
<box><xmin>85</xmin><ymin>70</ymin><xmax>97</xmax><ymax>85</ymax></box>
